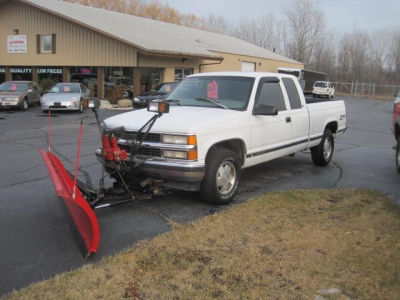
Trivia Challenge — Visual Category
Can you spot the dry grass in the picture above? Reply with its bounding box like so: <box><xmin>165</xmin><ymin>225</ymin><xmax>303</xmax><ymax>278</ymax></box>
<box><xmin>335</xmin><ymin>92</ymin><xmax>394</xmax><ymax>101</ymax></box>
<box><xmin>4</xmin><ymin>189</ymin><xmax>400</xmax><ymax>300</ymax></box>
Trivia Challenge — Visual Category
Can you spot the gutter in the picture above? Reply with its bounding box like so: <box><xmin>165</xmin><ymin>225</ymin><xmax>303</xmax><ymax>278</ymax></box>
<box><xmin>198</xmin><ymin>58</ymin><xmax>224</xmax><ymax>73</ymax></box>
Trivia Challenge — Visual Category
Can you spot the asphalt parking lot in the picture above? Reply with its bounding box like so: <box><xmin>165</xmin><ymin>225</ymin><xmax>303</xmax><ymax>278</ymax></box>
<box><xmin>0</xmin><ymin>96</ymin><xmax>398</xmax><ymax>296</ymax></box>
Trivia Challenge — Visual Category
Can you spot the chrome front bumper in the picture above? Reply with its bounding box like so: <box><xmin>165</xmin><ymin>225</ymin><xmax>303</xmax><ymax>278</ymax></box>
<box><xmin>95</xmin><ymin>149</ymin><xmax>205</xmax><ymax>191</ymax></box>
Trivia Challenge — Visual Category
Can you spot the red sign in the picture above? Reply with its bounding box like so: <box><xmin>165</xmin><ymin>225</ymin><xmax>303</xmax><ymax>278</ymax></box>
<box><xmin>207</xmin><ymin>80</ymin><xmax>218</xmax><ymax>99</ymax></box>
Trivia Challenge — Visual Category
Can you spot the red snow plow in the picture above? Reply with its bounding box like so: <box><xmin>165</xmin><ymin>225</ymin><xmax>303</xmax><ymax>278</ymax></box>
<box><xmin>40</xmin><ymin>100</ymin><xmax>170</xmax><ymax>257</ymax></box>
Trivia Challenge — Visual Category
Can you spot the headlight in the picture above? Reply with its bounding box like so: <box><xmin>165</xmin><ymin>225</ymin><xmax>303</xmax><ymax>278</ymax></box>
<box><xmin>162</xmin><ymin>134</ymin><xmax>197</xmax><ymax>145</ymax></box>
<box><xmin>134</xmin><ymin>97</ymin><xmax>140</xmax><ymax>102</ymax></box>
<box><xmin>5</xmin><ymin>97</ymin><xmax>19</xmax><ymax>101</ymax></box>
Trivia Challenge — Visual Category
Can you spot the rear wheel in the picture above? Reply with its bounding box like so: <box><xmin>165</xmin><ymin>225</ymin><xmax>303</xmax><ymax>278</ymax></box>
<box><xmin>311</xmin><ymin>129</ymin><xmax>334</xmax><ymax>166</ymax></box>
<box><xmin>396</xmin><ymin>139</ymin><xmax>400</xmax><ymax>173</ymax></box>
<box><xmin>200</xmin><ymin>147</ymin><xmax>241</xmax><ymax>205</ymax></box>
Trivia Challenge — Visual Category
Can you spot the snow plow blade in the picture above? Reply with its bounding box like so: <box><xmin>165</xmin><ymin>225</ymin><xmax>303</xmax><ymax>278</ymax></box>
<box><xmin>40</xmin><ymin>149</ymin><xmax>100</xmax><ymax>255</ymax></box>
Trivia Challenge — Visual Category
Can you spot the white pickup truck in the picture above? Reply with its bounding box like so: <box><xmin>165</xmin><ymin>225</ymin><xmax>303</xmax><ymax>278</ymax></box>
<box><xmin>99</xmin><ymin>72</ymin><xmax>347</xmax><ymax>204</ymax></box>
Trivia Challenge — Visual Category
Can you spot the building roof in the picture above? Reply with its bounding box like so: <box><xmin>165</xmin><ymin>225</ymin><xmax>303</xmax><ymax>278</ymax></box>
<box><xmin>20</xmin><ymin>0</ymin><xmax>301</xmax><ymax>64</ymax></box>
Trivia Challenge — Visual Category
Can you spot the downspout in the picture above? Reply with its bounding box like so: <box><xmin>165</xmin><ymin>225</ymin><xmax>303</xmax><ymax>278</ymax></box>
<box><xmin>198</xmin><ymin>58</ymin><xmax>224</xmax><ymax>73</ymax></box>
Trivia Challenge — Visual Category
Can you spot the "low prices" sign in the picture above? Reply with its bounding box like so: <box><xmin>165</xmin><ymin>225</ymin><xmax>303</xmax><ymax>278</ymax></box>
<box><xmin>7</xmin><ymin>35</ymin><xmax>27</xmax><ymax>54</ymax></box>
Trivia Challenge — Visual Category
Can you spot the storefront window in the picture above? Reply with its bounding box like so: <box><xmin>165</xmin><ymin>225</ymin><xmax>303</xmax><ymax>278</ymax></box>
<box><xmin>104</xmin><ymin>67</ymin><xmax>133</xmax><ymax>99</ymax></box>
<box><xmin>38</xmin><ymin>67</ymin><xmax>63</xmax><ymax>92</ymax></box>
<box><xmin>70</xmin><ymin>66</ymin><xmax>97</xmax><ymax>96</ymax></box>
<box><xmin>0</xmin><ymin>67</ymin><xmax>5</xmax><ymax>84</ymax></box>
<box><xmin>140</xmin><ymin>68</ymin><xmax>163</xmax><ymax>92</ymax></box>
<box><xmin>174</xmin><ymin>68</ymin><xmax>193</xmax><ymax>82</ymax></box>
<box><xmin>10</xmin><ymin>67</ymin><xmax>32</xmax><ymax>81</ymax></box>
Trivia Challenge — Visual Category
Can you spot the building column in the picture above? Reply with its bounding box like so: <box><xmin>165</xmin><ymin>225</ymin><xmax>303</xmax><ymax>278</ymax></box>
<box><xmin>32</xmin><ymin>67</ymin><xmax>38</xmax><ymax>83</ymax></box>
<box><xmin>97</xmin><ymin>67</ymin><xmax>104</xmax><ymax>99</ymax></box>
<box><xmin>162</xmin><ymin>67</ymin><xmax>175</xmax><ymax>83</ymax></box>
<box><xmin>5</xmin><ymin>67</ymin><xmax>11</xmax><ymax>81</ymax></box>
<box><xmin>62</xmin><ymin>67</ymin><xmax>70</xmax><ymax>83</ymax></box>
<box><xmin>133</xmin><ymin>67</ymin><xmax>141</xmax><ymax>97</ymax></box>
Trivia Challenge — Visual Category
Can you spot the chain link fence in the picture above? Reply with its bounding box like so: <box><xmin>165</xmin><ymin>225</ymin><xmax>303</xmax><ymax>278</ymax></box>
<box><xmin>332</xmin><ymin>81</ymin><xmax>400</xmax><ymax>99</ymax></box>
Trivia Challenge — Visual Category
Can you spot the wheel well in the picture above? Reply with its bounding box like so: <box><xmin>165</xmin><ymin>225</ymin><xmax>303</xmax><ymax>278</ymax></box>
<box><xmin>207</xmin><ymin>139</ymin><xmax>246</xmax><ymax>166</ymax></box>
<box><xmin>395</xmin><ymin>123</ymin><xmax>400</xmax><ymax>141</ymax></box>
<box><xmin>325</xmin><ymin>121</ymin><xmax>338</xmax><ymax>134</ymax></box>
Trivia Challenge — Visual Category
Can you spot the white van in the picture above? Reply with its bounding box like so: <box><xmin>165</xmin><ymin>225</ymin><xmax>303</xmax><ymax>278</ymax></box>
<box><xmin>313</xmin><ymin>81</ymin><xmax>334</xmax><ymax>98</ymax></box>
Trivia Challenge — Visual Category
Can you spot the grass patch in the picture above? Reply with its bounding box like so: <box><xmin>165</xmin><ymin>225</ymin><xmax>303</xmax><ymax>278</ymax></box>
<box><xmin>4</xmin><ymin>189</ymin><xmax>400</xmax><ymax>299</ymax></box>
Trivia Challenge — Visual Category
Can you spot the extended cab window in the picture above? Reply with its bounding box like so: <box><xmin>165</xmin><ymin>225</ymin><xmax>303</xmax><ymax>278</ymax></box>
<box><xmin>255</xmin><ymin>79</ymin><xmax>286</xmax><ymax>111</ymax></box>
<box><xmin>282</xmin><ymin>78</ymin><xmax>302</xmax><ymax>109</ymax></box>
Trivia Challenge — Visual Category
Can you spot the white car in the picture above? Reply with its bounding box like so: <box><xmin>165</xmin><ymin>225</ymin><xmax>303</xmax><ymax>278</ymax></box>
<box><xmin>313</xmin><ymin>81</ymin><xmax>335</xmax><ymax>98</ymax></box>
<box><xmin>99</xmin><ymin>72</ymin><xmax>347</xmax><ymax>204</ymax></box>
<box><xmin>41</xmin><ymin>82</ymin><xmax>91</xmax><ymax>112</ymax></box>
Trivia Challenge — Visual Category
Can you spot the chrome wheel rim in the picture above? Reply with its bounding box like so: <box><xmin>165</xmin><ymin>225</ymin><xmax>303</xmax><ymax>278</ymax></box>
<box><xmin>23</xmin><ymin>100</ymin><xmax>28</xmax><ymax>110</ymax></box>
<box><xmin>216</xmin><ymin>160</ymin><xmax>236</xmax><ymax>195</ymax></box>
<box><xmin>323</xmin><ymin>137</ymin><xmax>332</xmax><ymax>160</ymax></box>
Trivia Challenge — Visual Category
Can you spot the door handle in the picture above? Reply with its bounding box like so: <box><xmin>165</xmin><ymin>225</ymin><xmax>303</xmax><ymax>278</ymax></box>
<box><xmin>286</xmin><ymin>117</ymin><xmax>291</xmax><ymax>123</ymax></box>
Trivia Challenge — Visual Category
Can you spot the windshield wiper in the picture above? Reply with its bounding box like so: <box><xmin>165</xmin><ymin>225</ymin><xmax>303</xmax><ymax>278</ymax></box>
<box><xmin>165</xmin><ymin>99</ymin><xmax>183</xmax><ymax>106</ymax></box>
<box><xmin>195</xmin><ymin>97</ymin><xmax>229</xmax><ymax>109</ymax></box>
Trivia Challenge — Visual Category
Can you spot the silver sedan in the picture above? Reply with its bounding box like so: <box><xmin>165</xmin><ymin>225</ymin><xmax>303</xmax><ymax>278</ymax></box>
<box><xmin>41</xmin><ymin>83</ymin><xmax>91</xmax><ymax>112</ymax></box>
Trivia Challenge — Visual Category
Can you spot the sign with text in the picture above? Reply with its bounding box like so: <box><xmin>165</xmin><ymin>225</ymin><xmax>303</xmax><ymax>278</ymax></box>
<box><xmin>7</xmin><ymin>35</ymin><xmax>27</xmax><ymax>54</ymax></box>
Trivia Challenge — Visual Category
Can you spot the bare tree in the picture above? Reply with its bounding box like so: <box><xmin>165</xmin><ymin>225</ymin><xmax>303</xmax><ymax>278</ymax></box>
<box><xmin>283</xmin><ymin>0</ymin><xmax>325</xmax><ymax>65</ymax></box>
<box><xmin>390</xmin><ymin>29</ymin><xmax>400</xmax><ymax>80</ymax></box>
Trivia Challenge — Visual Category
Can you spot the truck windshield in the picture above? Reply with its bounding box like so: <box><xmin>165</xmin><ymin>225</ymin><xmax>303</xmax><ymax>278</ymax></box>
<box><xmin>166</xmin><ymin>76</ymin><xmax>255</xmax><ymax>110</ymax></box>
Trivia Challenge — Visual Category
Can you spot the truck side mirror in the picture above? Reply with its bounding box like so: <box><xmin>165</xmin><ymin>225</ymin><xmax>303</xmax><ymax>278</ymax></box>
<box><xmin>253</xmin><ymin>104</ymin><xmax>278</xmax><ymax>116</ymax></box>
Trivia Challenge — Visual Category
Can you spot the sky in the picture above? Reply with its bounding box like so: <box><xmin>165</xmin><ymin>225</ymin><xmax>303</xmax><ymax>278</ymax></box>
<box><xmin>159</xmin><ymin>0</ymin><xmax>400</xmax><ymax>36</ymax></box>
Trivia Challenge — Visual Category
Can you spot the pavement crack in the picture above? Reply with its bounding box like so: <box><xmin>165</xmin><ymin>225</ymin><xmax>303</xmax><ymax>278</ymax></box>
<box><xmin>331</xmin><ymin>161</ymin><xmax>344</xmax><ymax>188</ymax></box>
<box><xmin>0</xmin><ymin>175</ymin><xmax>48</xmax><ymax>190</ymax></box>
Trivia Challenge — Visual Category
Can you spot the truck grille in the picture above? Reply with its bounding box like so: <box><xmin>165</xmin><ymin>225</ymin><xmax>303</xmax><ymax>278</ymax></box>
<box><xmin>119</xmin><ymin>131</ymin><xmax>161</xmax><ymax>143</ymax></box>
<box><xmin>119</xmin><ymin>144</ymin><xmax>162</xmax><ymax>157</ymax></box>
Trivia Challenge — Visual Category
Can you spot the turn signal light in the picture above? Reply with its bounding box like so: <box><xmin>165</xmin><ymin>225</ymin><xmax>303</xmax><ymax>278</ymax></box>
<box><xmin>187</xmin><ymin>149</ymin><xmax>198</xmax><ymax>160</ymax></box>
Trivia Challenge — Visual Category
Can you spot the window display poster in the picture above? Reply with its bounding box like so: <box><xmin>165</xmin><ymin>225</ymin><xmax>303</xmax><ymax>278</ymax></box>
<box><xmin>7</xmin><ymin>35</ymin><xmax>27</xmax><ymax>54</ymax></box>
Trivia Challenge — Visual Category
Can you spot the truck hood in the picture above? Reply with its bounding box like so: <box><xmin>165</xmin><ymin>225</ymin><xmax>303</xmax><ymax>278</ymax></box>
<box><xmin>42</xmin><ymin>93</ymin><xmax>81</xmax><ymax>102</ymax></box>
<box><xmin>104</xmin><ymin>106</ymin><xmax>246</xmax><ymax>134</ymax></box>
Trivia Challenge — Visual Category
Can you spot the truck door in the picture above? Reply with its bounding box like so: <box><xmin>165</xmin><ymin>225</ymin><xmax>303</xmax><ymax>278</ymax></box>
<box><xmin>281</xmin><ymin>77</ymin><xmax>309</xmax><ymax>152</ymax></box>
<box><xmin>248</xmin><ymin>77</ymin><xmax>292</xmax><ymax>165</ymax></box>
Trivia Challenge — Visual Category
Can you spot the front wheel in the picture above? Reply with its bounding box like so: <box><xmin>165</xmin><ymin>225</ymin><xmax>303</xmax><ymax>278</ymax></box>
<box><xmin>20</xmin><ymin>98</ymin><xmax>29</xmax><ymax>111</ymax></box>
<box><xmin>200</xmin><ymin>147</ymin><xmax>241</xmax><ymax>205</ymax></box>
<box><xmin>396</xmin><ymin>139</ymin><xmax>400</xmax><ymax>173</ymax></box>
<box><xmin>311</xmin><ymin>129</ymin><xmax>334</xmax><ymax>166</ymax></box>
<box><xmin>79</xmin><ymin>101</ymin><xmax>84</xmax><ymax>113</ymax></box>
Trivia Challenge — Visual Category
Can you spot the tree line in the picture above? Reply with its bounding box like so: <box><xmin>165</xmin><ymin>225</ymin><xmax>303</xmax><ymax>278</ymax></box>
<box><xmin>65</xmin><ymin>0</ymin><xmax>400</xmax><ymax>84</ymax></box>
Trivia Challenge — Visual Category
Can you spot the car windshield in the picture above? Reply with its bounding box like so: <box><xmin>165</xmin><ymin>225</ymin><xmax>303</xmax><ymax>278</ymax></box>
<box><xmin>49</xmin><ymin>84</ymin><xmax>80</xmax><ymax>93</ymax></box>
<box><xmin>314</xmin><ymin>82</ymin><xmax>327</xmax><ymax>88</ymax></box>
<box><xmin>157</xmin><ymin>83</ymin><xmax>177</xmax><ymax>94</ymax></box>
<box><xmin>0</xmin><ymin>82</ymin><xmax>29</xmax><ymax>91</ymax></box>
<box><xmin>166</xmin><ymin>76</ymin><xmax>255</xmax><ymax>110</ymax></box>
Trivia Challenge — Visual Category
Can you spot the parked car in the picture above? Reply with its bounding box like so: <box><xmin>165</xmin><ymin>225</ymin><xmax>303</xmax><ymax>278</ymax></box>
<box><xmin>98</xmin><ymin>72</ymin><xmax>347</xmax><ymax>204</ymax></box>
<box><xmin>393</xmin><ymin>92</ymin><xmax>400</xmax><ymax>172</ymax></box>
<box><xmin>0</xmin><ymin>81</ymin><xmax>41</xmax><ymax>110</ymax></box>
<box><xmin>132</xmin><ymin>82</ymin><xmax>178</xmax><ymax>108</ymax></box>
<box><xmin>41</xmin><ymin>82</ymin><xmax>91</xmax><ymax>112</ymax></box>
<box><xmin>313</xmin><ymin>81</ymin><xmax>335</xmax><ymax>98</ymax></box>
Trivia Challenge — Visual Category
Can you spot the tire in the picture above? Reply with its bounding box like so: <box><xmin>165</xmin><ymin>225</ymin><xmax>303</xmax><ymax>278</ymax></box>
<box><xmin>21</xmin><ymin>98</ymin><xmax>28</xmax><ymax>111</ymax></box>
<box><xmin>200</xmin><ymin>147</ymin><xmax>241</xmax><ymax>205</ymax></box>
<box><xmin>396</xmin><ymin>139</ymin><xmax>400</xmax><ymax>173</ymax></box>
<box><xmin>311</xmin><ymin>129</ymin><xmax>334</xmax><ymax>166</ymax></box>
<box><xmin>312</xmin><ymin>94</ymin><xmax>316</xmax><ymax>98</ymax></box>
<box><xmin>42</xmin><ymin>110</ymin><xmax>49</xmax><ymax>114</ymax></box>
<box><xmin>79</xmin><ymin>101</ymin><xmax>84</xmax><ymax>113</ymax></box>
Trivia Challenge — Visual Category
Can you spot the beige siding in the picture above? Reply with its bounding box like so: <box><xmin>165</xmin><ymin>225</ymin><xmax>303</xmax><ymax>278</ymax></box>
<box><xmin>138</xmin><ymin>54</ymin><xmax>200</xmax><ymax>69</ymax></box>
<box><xmin>201</xmin><ymin>51</ymin><xmax>304</xmax><ymax>73</ymax></box>
<box><xmin>0</xmin><ymin>1</ymin><xmax>137</xmax><ymax>66</ymax></box>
